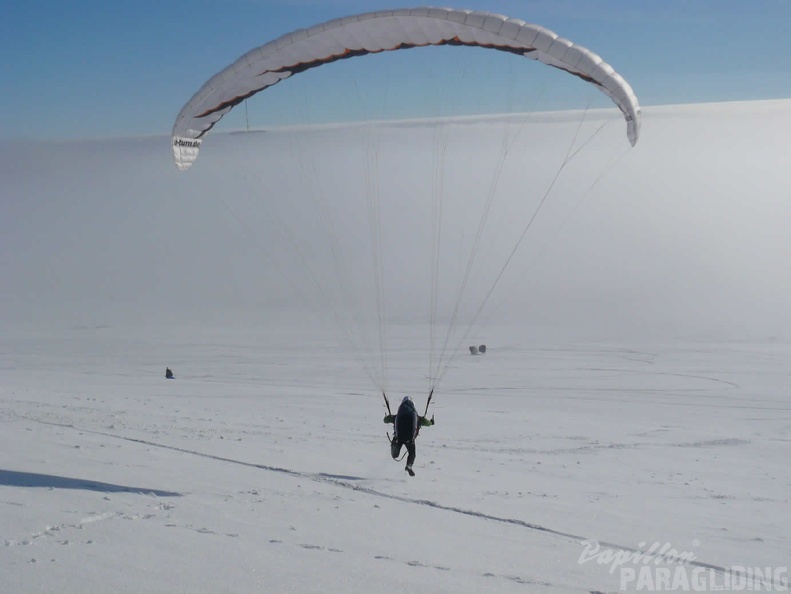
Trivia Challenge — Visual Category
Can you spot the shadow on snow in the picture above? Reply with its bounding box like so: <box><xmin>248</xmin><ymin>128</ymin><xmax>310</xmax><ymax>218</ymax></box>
<box><xmin>0</xmin><ymin>469</ymin><xmax>181</xmax><ymax>497</ymax></box>
<box><xmin>317</xmin><ymin>472</ymin><xmax>366</xmax><ymax>481</ymax></box>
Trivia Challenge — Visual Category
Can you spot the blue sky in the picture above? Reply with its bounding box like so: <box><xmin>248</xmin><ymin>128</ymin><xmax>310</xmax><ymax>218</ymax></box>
<box><xmin>3</xmin><ymin>0</ymin><xmax>791</xmax><ymax>140</ymax></box>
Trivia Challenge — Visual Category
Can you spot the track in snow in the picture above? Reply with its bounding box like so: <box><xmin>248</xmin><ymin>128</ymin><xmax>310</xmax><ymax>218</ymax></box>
<box><xmin>21</xmin><ymin>414</ymin><xmax>780</xmax><ymax>590</ymax></box>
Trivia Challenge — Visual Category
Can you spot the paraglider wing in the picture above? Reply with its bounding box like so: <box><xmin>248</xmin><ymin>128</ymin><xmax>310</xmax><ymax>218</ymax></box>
<box><xmin>172</xmin><ymin>7</ymin><xmax>641</xmax><ymax>170</ymax></box>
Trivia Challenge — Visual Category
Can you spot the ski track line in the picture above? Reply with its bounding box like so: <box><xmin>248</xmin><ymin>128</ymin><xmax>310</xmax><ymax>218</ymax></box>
<box><xmin>581</xmin><ymin>367</ymin><xmax>742</xmax><ymax>389</ymax></box>
<box><xmin>17</xmin><ymin>415</ymin><xmax>778</xmax><ymax>590</ymax></box>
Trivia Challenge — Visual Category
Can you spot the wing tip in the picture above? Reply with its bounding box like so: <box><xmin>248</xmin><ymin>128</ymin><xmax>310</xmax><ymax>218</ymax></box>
<box><xmin>172</xmin><ymin>136</ymin><xmax>202</xmax><ymax>171</ymax></box>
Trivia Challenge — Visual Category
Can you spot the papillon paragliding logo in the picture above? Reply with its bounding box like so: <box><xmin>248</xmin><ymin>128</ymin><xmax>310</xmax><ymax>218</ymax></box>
<box><xmin>579</xmin><ymin>539</ymin><xmax>789</xmax><ymax>592</ymax></box>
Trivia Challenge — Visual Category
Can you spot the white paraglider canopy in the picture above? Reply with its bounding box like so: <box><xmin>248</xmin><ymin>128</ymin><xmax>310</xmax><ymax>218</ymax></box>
<box><xmin>171</xmin><ymin>7</ymin><xmax>641</xmax><ymax>396</ymax></box>
<box><xmin>172</xmin><ymin>7</ymin><xmax>640</xmax><ymax>171</ymax></box>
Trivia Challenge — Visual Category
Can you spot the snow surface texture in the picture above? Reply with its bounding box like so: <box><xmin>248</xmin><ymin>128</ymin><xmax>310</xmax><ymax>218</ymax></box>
<box><xmin>2</xmin><ymin>101</ymin><xmax>791</xmax><ymax>592</ymax></box>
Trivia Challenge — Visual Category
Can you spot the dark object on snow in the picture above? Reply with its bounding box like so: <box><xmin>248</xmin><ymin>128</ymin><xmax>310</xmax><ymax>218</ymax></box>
<box><xmin>166</xmin><ymin>367</ymin><xmax>174</xmax><ymax>380</ymax></box>
<box><xmin>478</xmin><ymin>344</ymin><xmax>486</xmax><ymax>354</ymax></box>
<box><xmin>383</xmin><ymin>395</ymin><xmax>434</xmax><ymax>477</ymax></box>
<box><xmin>469</xmin><ymin>345</ymin><xmax>479</xmax><ymax>355</ymax></box>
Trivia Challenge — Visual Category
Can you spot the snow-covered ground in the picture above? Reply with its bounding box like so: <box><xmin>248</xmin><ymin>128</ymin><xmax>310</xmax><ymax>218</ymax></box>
<box><xmin>2</xmin><ymin>100</ymin><xmax>791</xmax><ymax>592</ymax></box>
<box><xmin>2</xmin><ymin>324</ymin><xmax>789</xmax><ymax>592</ymax></box>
